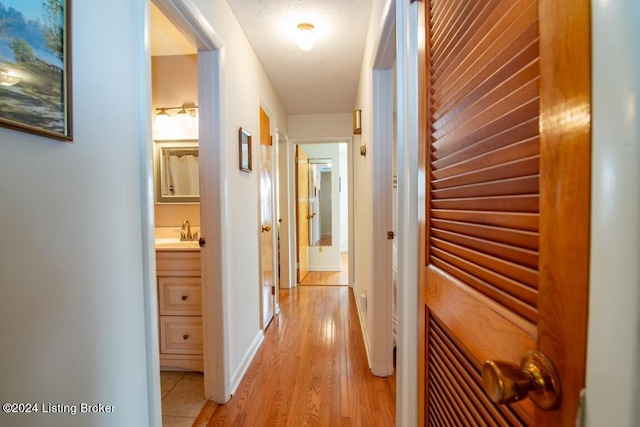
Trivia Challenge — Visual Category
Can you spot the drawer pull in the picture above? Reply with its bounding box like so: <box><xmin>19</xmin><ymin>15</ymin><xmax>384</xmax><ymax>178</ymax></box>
<box><xmin>181</xmin><ymin>295</ymin><xmax>188</xmax><ymax>301</ymax></box>
<box><xmin>183</xmin><ymin>334</ymin><xmax>189</xmax><ymax>340</ymax></box>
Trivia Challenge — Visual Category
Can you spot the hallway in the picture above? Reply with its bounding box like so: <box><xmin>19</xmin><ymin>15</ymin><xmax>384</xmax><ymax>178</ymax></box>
<box><xmin>300</xmin><ymin>252</ymin><xmax>349</xmax><ymax>286</ymax></box>
<box><xmin>197</xmin><ymin>286</ymin><xmax>395</xmax><ymax>426</ymax></box>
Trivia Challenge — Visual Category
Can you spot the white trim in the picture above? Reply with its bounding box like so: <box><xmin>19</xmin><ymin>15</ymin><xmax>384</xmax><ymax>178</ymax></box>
<box><xmin>355</xmin><ymin>288</ymin><xmax>373</xmax><ymax>367</ymax></box>
<box><xmin>371</xmin><ymin>67</ymin><xmax>395</xmax><ymax>377</ymax></box>
<box><xmin>587</xmin><ymin>1</ymin><xmax>640</xmax><ymax>425</ymax></box>
<box><xmin>257</xmin><ymin>102</ymin><xmax>278</xmax><ymax>329</ymax></box>
<box><xmin>396</xmin><ymin>0</ymin><xmax>420</xmax><ymax>426</ymax></box>
<box><xmin>198</xmin><ymin>47</ymin><xmax>231</xmax><ymax>403</ymax></box>
<box><xmin>152</xmin><ymin>0</ymin><xmax>222</xmax><ymax>50</ymax></box>
<box><xmin>307</xmin><ymin>264</ymin><xmax>343</xmax><ymax>272</ymax></box>
<box><xmin>277</xmin><ymin>129</ymin><xmax>294</xmax><ymax>290</ymax></box>
<box><xmin>291</xmin><ymin>136</ymin><xmax>353</xmax><ymax>144</ymax></box>
<box><xmin>229</xmin><ymin>331</ymin><xmax>265</xmax><ymax>395</ymax></box>
<box><xmin>370</xmin><ymin>0</ymin><xmax>396</xmax><ymax>378</ymax></box>
<box><xmin>139</xmin><ymin>2</ymin><xmax>162</xmax><ymax>425</ymax></box>
<box><xmin>373</xmin><ymin>0</ymin><xmax>397</xmax><ymax>69</ymax></box>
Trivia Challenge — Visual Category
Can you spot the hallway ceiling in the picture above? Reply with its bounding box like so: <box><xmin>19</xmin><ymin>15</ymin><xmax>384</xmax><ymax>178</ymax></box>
<box><xmin>226</xmin><ymin>0</ymin><xmax>373</xmax><ymax>115</ymax></box>
<box><xmin>151</xmin><ymin>1</ymin><xmax>372</xmax><ymax>115</ymax></box>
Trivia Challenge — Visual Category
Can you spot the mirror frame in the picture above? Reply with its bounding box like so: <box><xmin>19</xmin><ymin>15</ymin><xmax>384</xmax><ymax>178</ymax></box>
<box><xmin>308</xmin><ymin>158</ymin><xmax>333</xmax><ymax>247</ymax></box>
<box><xmin>154</xmin><ymin>139</ymin><xmax>199</xmax><ymax>203</ymax></box>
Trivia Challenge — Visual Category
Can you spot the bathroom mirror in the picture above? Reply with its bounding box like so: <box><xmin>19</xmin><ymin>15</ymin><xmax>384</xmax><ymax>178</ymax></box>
<box><xmin>155</xmin><ymin>140</ymin><xmax>199</xmax><ymax>203</ymax></box>
<box><xmin>308</xmin><ymin>159</ymin><xmax>332</xmax><ymax>246</ymax></box>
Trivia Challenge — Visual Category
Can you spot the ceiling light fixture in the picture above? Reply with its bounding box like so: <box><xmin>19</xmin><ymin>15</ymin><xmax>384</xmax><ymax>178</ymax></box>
<box><xmin>296</xmin><ymin>23</ymin><xmax>316</xmax><ymax>51</ymax></box>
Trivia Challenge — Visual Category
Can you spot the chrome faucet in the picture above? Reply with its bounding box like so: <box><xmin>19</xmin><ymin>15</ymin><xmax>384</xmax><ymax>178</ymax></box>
<box><xmin>181</xmin><ymin>220</ymin><xmax>192</xmax><ymax>241</ymax></box>
<box><xmin>180</xmin><ymin>220</ymin><xmax>200</xmax><ymax>241</ymax></box>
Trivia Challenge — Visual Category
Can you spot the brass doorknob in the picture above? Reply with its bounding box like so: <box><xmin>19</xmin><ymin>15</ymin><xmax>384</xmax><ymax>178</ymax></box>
<box><xmin>482</xmin><ymin>350</ymin><xmax>562</xmax><ymax>410</ymax></box>
<box><xmin>262</xmin><ymin>225</ymin><xmax>271</xmax><ymax>232</ymax></box>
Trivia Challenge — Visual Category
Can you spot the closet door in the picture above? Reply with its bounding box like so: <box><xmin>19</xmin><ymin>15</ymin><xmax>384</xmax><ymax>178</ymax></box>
<box><xmin>417</xmin><ymin>0</ymin><xmax>591</xmax><ymax>425</ymax></box>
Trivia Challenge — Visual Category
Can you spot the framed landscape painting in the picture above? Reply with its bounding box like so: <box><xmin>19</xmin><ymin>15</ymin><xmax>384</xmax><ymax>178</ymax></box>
<box><xmin>0</xmin><ymin>0</ymin><xmax>72</xmax><ymax>141</ymax></box>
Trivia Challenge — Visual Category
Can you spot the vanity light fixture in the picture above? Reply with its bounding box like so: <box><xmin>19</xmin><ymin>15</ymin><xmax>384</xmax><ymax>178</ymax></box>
<box><xmin>153</xmin><ymin>103</ymin><xmax>199</xmax><ymax>137</ymax></box>
<box><xmin>154</xmin><ymin>108</ymin><xmax>171</xmax><ymax>129</ymax></box>
<box><xmin>296</xmin><ymin>23</ymin><xmax>316</xmax><ymax>51</ymax></box>
<box><xmin>154</xmin><ymin>103</ymin><xmax>198</xmax><ymax>121</ymax></box>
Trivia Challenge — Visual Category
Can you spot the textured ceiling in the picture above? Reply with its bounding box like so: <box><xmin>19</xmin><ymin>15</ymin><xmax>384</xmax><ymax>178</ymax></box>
<box><xmin>226</xmin><ymin>0</ymin><xmax>373</xmax><ymax>115</ymax></box>
<box><xmin>151</xmin><ymin>1</ymin><xmax>372</xmax><ymax>115</ymax></box>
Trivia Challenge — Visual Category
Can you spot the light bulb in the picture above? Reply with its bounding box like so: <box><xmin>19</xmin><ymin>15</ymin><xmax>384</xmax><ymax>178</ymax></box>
<box><xmin>296</xmin><ymin>23</ymin><xmax>315</xmax><ymax>51</ymax></box>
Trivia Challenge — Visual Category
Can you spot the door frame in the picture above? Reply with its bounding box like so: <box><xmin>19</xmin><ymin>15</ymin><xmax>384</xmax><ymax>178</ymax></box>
<box><xmin>257</xmin><ymin>104</ymin><xmax>278</xmax><ymax>329</ymax></box>
<box><xmin>276</xmin><ymin>128</ymin><xmax>293</xmax><ymax>290</ymax></box>
<box><xmin>394</xmin><ymin>0</ymin><xmax>421</xmax><ymax>425</ymax></box>
<box><xmin>144</xmin><ymin>0</ymin><xmax>231</xmax><ymax>409</ymax></box>
<box><xmin>370</xmin><ymin>0</ymin><xmax>396</xmax><ymax>378</ymax></box>
<box><xmin>290</xmin><ymin>137</ymin><xmax>354</xmax><ymax>287</ymax></box>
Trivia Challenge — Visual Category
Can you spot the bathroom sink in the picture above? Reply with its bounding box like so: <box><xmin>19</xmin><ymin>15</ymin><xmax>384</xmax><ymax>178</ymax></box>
<box><xmin>155</xmin><ymin>238</ymin><xmax>200</xmax><ymax>250</ymax></box>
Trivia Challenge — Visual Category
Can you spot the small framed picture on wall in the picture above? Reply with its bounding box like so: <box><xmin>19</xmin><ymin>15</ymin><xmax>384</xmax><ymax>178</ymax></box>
<box><xmin>239</xmin><ymin>127</ymin><xmax>252</xmax><ymax>172</ymax></box>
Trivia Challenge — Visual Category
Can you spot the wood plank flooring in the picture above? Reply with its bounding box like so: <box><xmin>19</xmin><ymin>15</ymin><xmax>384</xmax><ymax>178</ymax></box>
<box><xmin>198</xmin><ymin>286</ymin><xmax>396</xmax><ymax>426</ymax></box>
<box><xmin>300</xmin><ymin>252</ymin><xmax>349</xmax><ymax>286</ymax></box>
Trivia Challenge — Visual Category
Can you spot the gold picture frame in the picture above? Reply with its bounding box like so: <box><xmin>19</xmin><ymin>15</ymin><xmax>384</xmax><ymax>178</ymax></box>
<box><xmin>0</xmin><ymin>0</ymin><xmax>73</xmax><ymax>141</ymax></box>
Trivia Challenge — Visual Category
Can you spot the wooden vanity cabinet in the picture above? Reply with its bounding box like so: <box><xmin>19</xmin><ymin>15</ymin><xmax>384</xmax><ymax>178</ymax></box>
<box><xmin>156</xmin><ymin>250</ymin><xmax>203</xmax><ymax>371</ymax></box>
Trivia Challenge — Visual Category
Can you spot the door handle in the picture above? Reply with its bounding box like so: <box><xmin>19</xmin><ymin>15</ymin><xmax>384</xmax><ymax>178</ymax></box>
<box><xmin>262</xmin><ymin>225</ymin><xmax>271</xmax><ymax>232</ymax></box>
<box><xmin>482</xmin><ymin>350</ymin><xmax>561</xmax><ymax>410</ymax></box>
<box><xmin>198</xmin><ymin>237</ymin><xmax>206</xmax><ymax>247</ymax></box>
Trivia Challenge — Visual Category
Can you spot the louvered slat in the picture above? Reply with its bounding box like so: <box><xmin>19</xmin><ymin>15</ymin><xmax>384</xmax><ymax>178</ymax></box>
<box><xmin>432</xmin><ymin>137</ymin><xmax>538</xmax><ymax>181</ymax></box>
<box><xmin>428</xmin><ymin>315</ymin><xmax>531</xmax><ymax>426</ymax></box>
<box><xmin>432</xmin><ymin>219</ymin><xmax>538</xmax><ymax>250</ymax></box>
<box><xmin>431</xmin><ymin>0</ymin><xmax>538</xmax><ymax>101</ymax></box>
<box><xmin>431</xmin><ymin>195</ymin><xmax>538</xmax><ymax>212</ymax></box>
<box><xmin>431</xmin><ymin>119</ymin><xmax>539</xmax><ymax>169</ymax></box>
<box><xmin>432</xmin><ymin>174</ymin><xmax>539</xmax><ymax>198</ymax></box>
<box><xmin>432</xmin><ymin>210</ymin><xmax>538</xmax><ymax>232</ymax></box>
<box><xmin>429</xmin><ymin>0</ymin><xmax>540</xmax><ymax>324</ymax></box>
<box><xmin>432</xmin><ymin>228</ymin><xmax>538</xmax><ymax>268</ymax></box>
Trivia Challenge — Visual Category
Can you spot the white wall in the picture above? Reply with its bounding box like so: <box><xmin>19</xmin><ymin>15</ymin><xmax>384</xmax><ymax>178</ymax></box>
<box><xmin>351</xmin><ymin>0</ymin><xmax>390</xmax><ymax>366</ymax></box>
<box><xmin>289</xmin><ymin>113</ymin><xmax>352</xmax><ymax>138</ymax></box>
<box><xmin>586</xmin><ymin>0</ymin><xmax>640</xmax><ymax>425</ymax></box>
<box><xmin>0</xmin><ymin>2</ymin><xmax>152</xmax><ymax>426</ymax></box>
<box><xmin>188</xmin><ymin>0</ymin><xmax>288</xmax><ymax>392</ymax></box>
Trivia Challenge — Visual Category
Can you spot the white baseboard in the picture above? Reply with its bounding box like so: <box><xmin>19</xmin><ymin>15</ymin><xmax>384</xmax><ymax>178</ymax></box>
<box><xmin>229</xmin><ymin>330</ymin><xmax>264</xmax><ymax>395</ymax></box>
<box><xmin>308</xmin><ymin>264</ymin><xmax>343</xmax><ymax>271</ymax></box>
<box><xmin>353</xmin><ymin>287</ymin><xmax>372</xmax><ymax>368</ymax></box>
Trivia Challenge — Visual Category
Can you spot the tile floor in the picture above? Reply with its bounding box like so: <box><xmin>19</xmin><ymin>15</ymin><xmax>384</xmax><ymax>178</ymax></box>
<box><xmin>160</xmin><ymin>371</ymin><xmax>207</xmax><ymax>426</ymax></box>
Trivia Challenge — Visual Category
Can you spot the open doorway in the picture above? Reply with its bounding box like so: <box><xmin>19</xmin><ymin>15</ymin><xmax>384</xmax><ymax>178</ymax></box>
<box><xmin>150</xmin><ymin>3</ymin><xmax>208</xmax><ymax>421</ymax></box>
<box><xmin>296</xmin><ymin>142</ymin><xmax>350</xmax><ymax>286</ymax></box>
<box><xmin>145</xmin><ymin>0</ymin><xmax>229</xmax><ymax>416</ymax></box>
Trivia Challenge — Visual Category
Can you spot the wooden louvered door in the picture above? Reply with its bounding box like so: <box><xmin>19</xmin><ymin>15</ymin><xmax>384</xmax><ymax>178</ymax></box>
<box><xmin>417</xmin><ymin>0</ymin><xmax>591</xmax><ymax>425</ymax></box>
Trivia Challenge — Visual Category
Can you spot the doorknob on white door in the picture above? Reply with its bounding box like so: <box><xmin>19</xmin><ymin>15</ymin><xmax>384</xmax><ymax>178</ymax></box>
<box><xmin>482</xmin><ymin>350</ymin><xmax>562</xmax><ymax>410</ymax></box>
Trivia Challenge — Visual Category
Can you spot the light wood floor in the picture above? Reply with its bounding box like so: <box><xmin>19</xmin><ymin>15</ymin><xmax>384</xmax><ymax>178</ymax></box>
<box><xmin>196</xmin><ymin>286</ymin><xmax>396</xmax><ymax>426</ymax></box>
<box><xmin>300</xmin><ymin>252</ymin><xmax>349</xmax><ymax>286</ymax></box>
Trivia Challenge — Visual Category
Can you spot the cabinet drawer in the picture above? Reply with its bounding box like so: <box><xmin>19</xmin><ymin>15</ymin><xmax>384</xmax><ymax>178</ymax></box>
<box><xmin>159</xmin><ymin>316</ymin><xmax>203</xmax><ymax>355</ymax></box>
<box><xmin>158</xmin><ymin>277</ymin><xmax>202</xmax><ymax>316</ymax></box>
<box><xmin>156</xmin><ymin>251</ymin><xmax>201</xmax><ymax>276</ymax></box>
